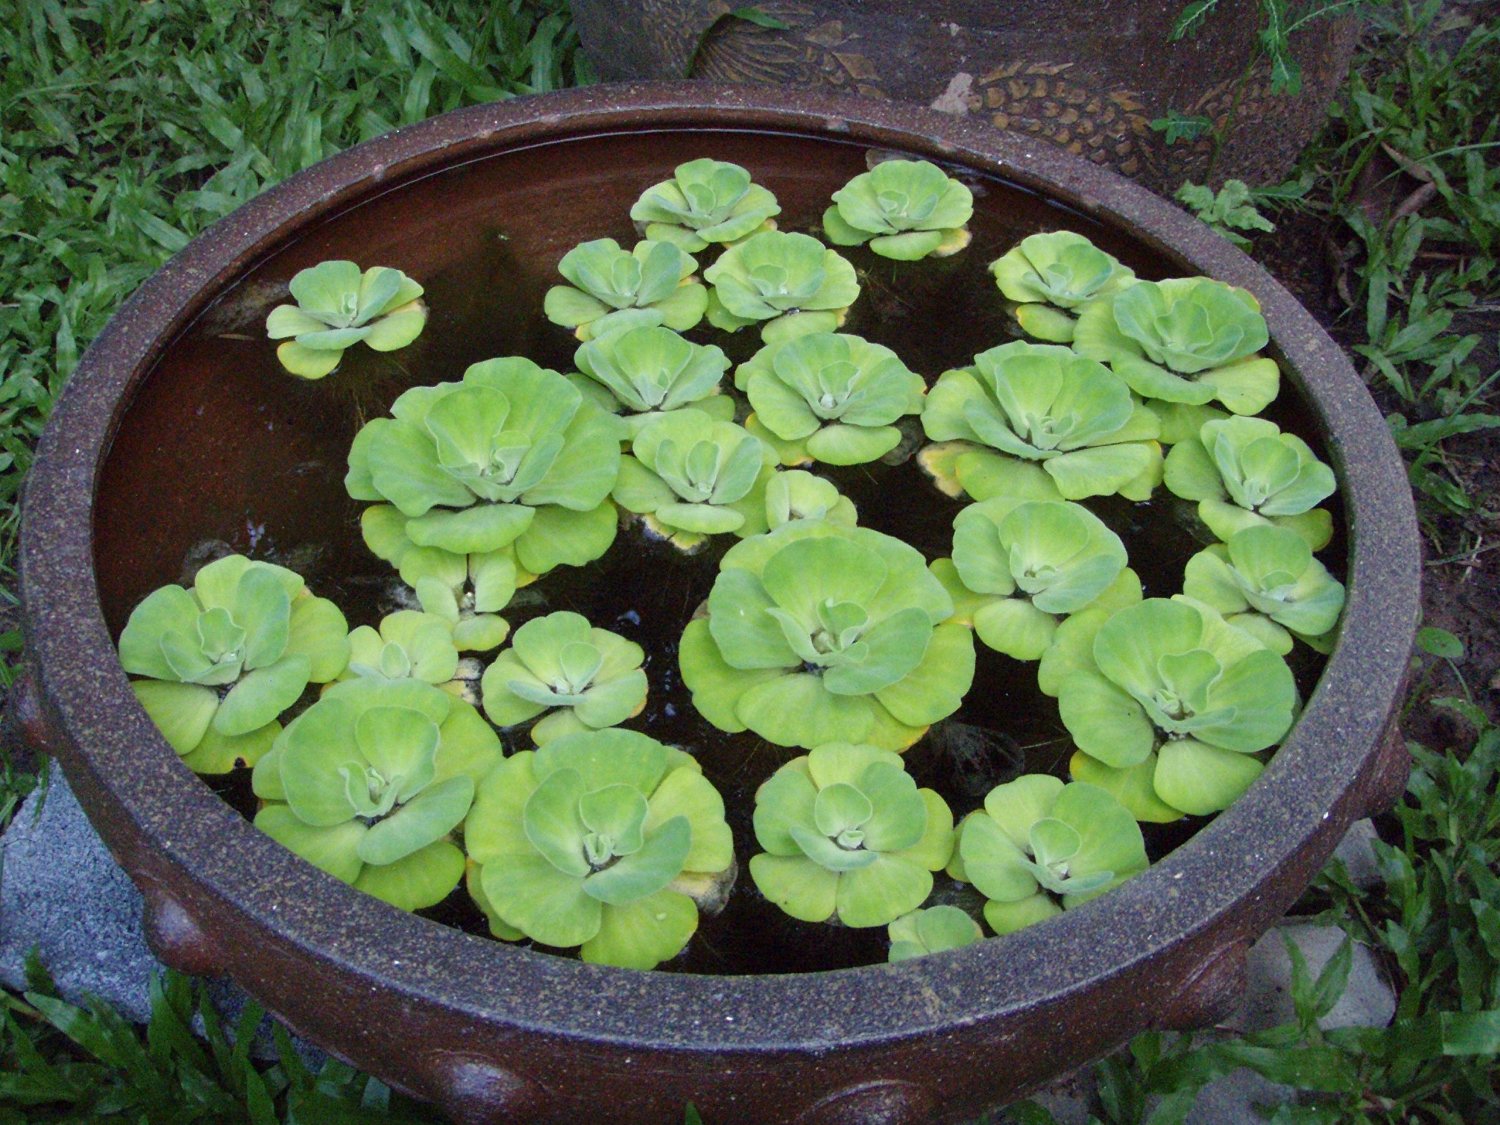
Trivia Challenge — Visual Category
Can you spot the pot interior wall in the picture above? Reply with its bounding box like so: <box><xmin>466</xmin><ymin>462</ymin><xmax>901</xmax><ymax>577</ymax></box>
<box><xmin>93</xmin><ymin>125</ymin><xmax>1341</xmax><ymax>975</ymax></box>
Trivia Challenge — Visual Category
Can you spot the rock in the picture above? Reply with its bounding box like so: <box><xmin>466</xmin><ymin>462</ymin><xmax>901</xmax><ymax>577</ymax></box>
<box><xmin>0</xmin><ymin>768</ymin><xmax>320</xmax><ymax>1063</ymax></box>
<box><xmin>1328</xmin><ymin>818</ymin><xmax>1386</xmax><ymax>889</ymax></box>
<box><xmin>1184</xmin><ymin>1067</ymin><xmax>1297</xmax><ymax>1125</ymax></box>
<box><xmin>1230</xmin><ymin>922</ymin><xmax>1396</xmax><ymax>1033</ymax></box>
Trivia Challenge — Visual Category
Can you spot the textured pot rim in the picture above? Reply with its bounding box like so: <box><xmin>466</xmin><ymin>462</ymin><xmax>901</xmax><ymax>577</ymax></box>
<box><xmin>21</xmin><ymin>81</ymin><xmax>1419</xmax><ymax>1054</ymax></box>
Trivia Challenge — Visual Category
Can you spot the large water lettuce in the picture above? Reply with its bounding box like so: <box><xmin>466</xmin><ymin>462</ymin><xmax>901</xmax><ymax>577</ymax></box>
<box><xmin>464</xmin><ymin>729</ymin><xmax>735</xmax><ymax>969</ymax></box>
<box><xmin>989</xmin><ymin>231</ymin><xmax>1135</xmax><ymax>343</ymax></box>
<box><xmin>346</xmin><ymin>357</ymin><xmax>622</xmax><ymax>583</ymax></box>
<box><xmin>250</xmin><ymin>678</ymin><xmax>502</xmax><ymax>911</ymax></box>
<box><xmin>1074</xmin><ymin>277</ymin><xmax>1279</xmax><ymax>414</ymax></box>
<box><xmin>703</xmin><ymin>230</ymin><xmax>860</xmax><ymax>343</ymax></box>
<box><xmin>543</xmin><ymin>238</ymin><xmax>708</xmax><ymax>340</ymax></box>
<box><xmin>735</xmin><ymin>332</ymin><xmax>926</xmax><ymax>466</ymax></box>
<box><xmin>1163</xmin><ymin>415</ymin><xmax>1337</xmax><ymax>548</ymax></box>
<box><xmin>1044</xmin><ymin>597</ymin><xmax>1297</xmax><ymax>820</ymax></box>
<box><xmin>118</xmin><ymin>555</ymin><xmax>349</xmax><ymax>774</ymax></box>
<box><xmin>822</xmin><ymin>159</ymin><xmax>974</xmax><ymax>260</ymax></box>
<box><xmin>750</xmin><ymin>743</ymin><xmax>954</xmax><ymax>927</ymax></box>
<box><xmin>948</xmin><ymin>775</ymin><xmax>1147</xmax><ymax>933</ymax></box>
<box><xmin>572</xmin><ymin>325</ymin><xmax>734</xmax><ymax>436</ymax></box>
<box><xmin>630</xmin><ymin>158</ymin><xmax>780</xmax><ymax>253</ymax></box>
<box><xmin>265</xmin><ymin>260</ymin><xmax>426</xmax><ymax>379</ymax></box>
<box><xmin>679</xmin><ymin>521</ymin><xmax>975</xmax><ymax>751</ymax></box>
<box><xmin>920</xmin><ymin>341</ymin><xmax>1162</xmax><ymax>501</ymax></box>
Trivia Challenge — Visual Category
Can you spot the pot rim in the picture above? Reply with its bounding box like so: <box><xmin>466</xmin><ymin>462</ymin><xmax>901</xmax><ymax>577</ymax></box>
<box><xmin>20</xmin><ymin>81</ymin><xmax>1419</xmax><ymax>1053</ymax></box>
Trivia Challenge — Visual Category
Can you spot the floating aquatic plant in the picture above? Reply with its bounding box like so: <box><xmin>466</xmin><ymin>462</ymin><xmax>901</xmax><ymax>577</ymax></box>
<box><xmin>822</xmin><ymin>158</ymin><xmax>974</xmax><ymax>260</ymax></box>
<box><xmin>988</xmin><ymin>230</ymin><xmax>1135</xmax><ymax>342</ymax></box>
<box><xmin>630</xmin><ymin>157</ymin><xmax>781</xmax><ymax>252</ymax></box>
<box><xmin>703</xmin><ymin>230</ymin><xmax>860</xmax><ymax>343</ymax></box>
<box><xmin>341</xmin><ymin>609</ymin><xmax>461</xmax><ymax>688</ymax></box>
<box><xmin>887</xmin><ymin>905</ymin><xmax>985</xmax><ymax>961</ymax></box>
<box><xmin>265</xmin><ymin>260</ymin><xmax>427</xmax><ymax>379</ymax></box>
<box><xmin>544</xmin><ymin>238</ymin><xmax>708</xmax><ymax>340</ymax></box>
<box><xmin>572</xmin><ymin>325</ymin><xmax>735</xmax><ymax>436</ymax></box>
<box><xmin>763</xmin><ymin>469</ymin><xmax>858</xmax><ymax>530</ymax></box>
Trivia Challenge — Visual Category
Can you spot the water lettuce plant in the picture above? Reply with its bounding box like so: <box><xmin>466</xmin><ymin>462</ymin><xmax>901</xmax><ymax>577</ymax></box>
<box><xmin>572</xmin><ymin>325</ymin><xmax>734</xmax><ymax>435</ymax></box>
<box><xmin>702</xmin><ymin>230</ymin><xmax>860</xmax><ymax>343</ymax></box>
<box><xmin>1182</xmin><ymin>525</ymin><xmax>1346</xmax><ymax>653</ymax></box>
<box><xmin>887</xmin><ymin>905</ymin><xmax>985</xmax><ymax>961</ymax></box>
<box><xmin>764</xmin><ymin>469</ymin><xmax>858</xmax><ymax>530</ymax></box>
<box><xmin>749</xmin><ymin>743</ymin><xmax>954</xmax><ymax>927</ymax></box>
<box><xmin>265</xmin><ymin>260</ymin><xmax>427</xmax><ymax>379</ymax></box>
<box><xmin>920</xmin><ymin>340</ymin><xmax>1163</xmax><ymax>501</ymax></box>
<box><xmin>1163</xmin><ymin>415</ymin><xmax>1338</xmax><ymax>548</ymax></box>
<box><xmin>948</xmin><ymin>775</ymin><xmax>1147</xmax><ymax>934</ymax></box>
<box><xmin>936</xmin><ymin>498</ymin><xmax>1133</xmax><ymax>661</ymax></box>
<box><xmin>611</xmin><ymin>409</ymin><xmax>775</xmax><ymax>550</ymax></box>
<box><xmin>341</xmin><ymin>609</ymin><xmax>461</xmax><ymax>687</ymax></box>
<box><xmin>679</xmin><ymin>521</ymin><xmax>975</xmax><ymax>750</ymax></box>
<box><xmin>1074</xmin><ymin>277</ymin><xmax>1279</xmax><ymax>414</ymax></box>
<box><xmin>989</xmin><ymin>230</ymin><xmax>1136</xmax><ymax>343</ymax></box>
<box><xmin>345</xmin><ymin>356</ymin><xmax>622</xmax><ymax>582</ymax></box>
<box><xmin>629</xmin><ymin>157</ymin><xmax>781</xmax><ymax>253</ymax></box>
<box><xmin>822</xmin><ymin>158</ymin><xmax>974</xmax><ymax>260</ymax></box>
<box><xmin>464</xmin><ymin>729</ymin><xmax>735</xmax><ymax>969</ymax></box>
<box><xmin>118</xmin><ymin>555</ymin><xmax>349</xmax><ymax>774</ymax></box>
<box><xmin>1044</xmin><ymin>596</ymin><xmax>1297</xmax><ymax>820</ymax></box>
<box><xmin>734</xmin><ymin>332</ymin><xmax>926</xmax><ymax>466</ymax></box>
<box><xmin>543</xmin><ymin>238</ymin><xmax>708</xmax><ymax>340</ymax></box>
<box><xmin>250</xmin><ymin>677</ymin><xmax>502</xmax><ymax>911</ymax></box>
<box><xmin>480</xmin><ymin>611</ymin><xmax>648</xmax><ymax>743</ymax></box>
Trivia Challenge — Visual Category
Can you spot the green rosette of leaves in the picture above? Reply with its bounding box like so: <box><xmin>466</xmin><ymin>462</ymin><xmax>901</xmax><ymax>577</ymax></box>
<box><xmin>933</xmin><ymin>498</ymin><xmax>1134</xmax><ymax>661</ymax></box>
<box><xmin>919</xmin><ymin>340</ymin><xmax>1163</xmax><ymax>502</ymax></box>
<box><xmin>989</xmin><ymin>230</ymin><xmax>1136</xmax><ymax>343</ymax></box>
<box><xmin>679</xmin><ymin>521</ymin><xmax>976</xmax><ymax>751</ymax></box>
<box><xmin>464</xmin><ymin>729</ymin><xmax>736</xmax><ymax>969</ymax></box>
<box><xmin>1047</xmin><ymin>596</ymin><xmax>1297</xmax><ymax>822</ymax></box>
<box><xmin>346</xmin><ymin>357</ymin><xmax>622</xmax><ymax>588</ymax></box>
<box><xmin>734</xmin><ymin>332</ymin><xmax>926</xmax><ymax>466</ymax></box>
<box><xmin>887</xmin><ymin>905</ymin><xmax>985</xmax><ymax>962</ymax></box>
<box><xmin>948</xmin><ymin>776</ymin><xmax>1147</xmax><ymax>934</ymax></box>
<box><xmin>822</xmin><ymin>159</ymin><xmax>974</xmax><ymax>261</ymax></box>
<box><xmin>480</xmin><ymin>611</ymin><xmax>648</xmax><ymax>744</ymax></box>
<box><xmin>250</xmin><ymin>677</ymin><xmax>502</xmax><ymax>911</ymax></box>
<box><xmin>265</xmin><ymin>260</ymin><xmax>427</xmax><ymax>379</ymax></box>
<box><xmin>118</xmin><ymin>555</ymin><xmax>349</xmax><ymax>774</ymax></box>
<box><xmin>339</xmin><ymin>609</ymin><xmax>462</xmax><ymax>689</ymax></box>
<box><xmin>750</xmin><ymin>743</ymin><xmax>955</xmax><ymax>927</ymax></box>
<box><xmin>1183</xmin><ymin>525</ymin><xmax>1346</xmax><ymax>654</ymax></box>
<box><xmin>1163</xmin><ymin>415</ymin><xmax>1337</xmax><ymax>549</ymax></box>
<box><xmin>1074</xmin><ymin>277</ymin><xmax>1279</xmax><ymax>415</ymax></box>
<box><xmin>702</xmin><ymin>230</ymin><xmax>861</xmax><ymax>344</ymax></box>
<box><xmin>612</xmin><ymin>408</ymin><xmax>776</xmax><ymax>551</ymax></box>
<box><xmin>764</xmin><ymin>469</ymin><xmax>858</xmax><ymax>531</ymax></box>
<box><xmin>629</xmin><ymin>158</ymin><xmax>781</xmax><ymax>253</ymax></box>
<box><xmin>572</xmin><ymin>325</ymin><xmax>735</xmax><ymax>437</ymax></box>
<box><xmin>543</xmin><ymin>238</ymin><xmax>708</xmax><ymax>341</ymax></box>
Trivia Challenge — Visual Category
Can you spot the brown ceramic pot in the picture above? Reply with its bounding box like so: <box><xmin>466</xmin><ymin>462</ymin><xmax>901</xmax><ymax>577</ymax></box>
<box><xmin>18</xmin><ymin>84</ymin><xmax>1417</xmax><ymax>1125</ymax></box>
<box><xmin>571</xmin><ymin>0</ymin><xmax>1359</xmax><ymax>194</ymax></box>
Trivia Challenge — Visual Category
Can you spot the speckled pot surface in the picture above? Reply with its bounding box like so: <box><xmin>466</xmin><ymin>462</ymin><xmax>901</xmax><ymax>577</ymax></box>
<box><xmin>18</xmin><ymin>84</ymin><xmax>1417</xmax><ymax>1125</ymax></box>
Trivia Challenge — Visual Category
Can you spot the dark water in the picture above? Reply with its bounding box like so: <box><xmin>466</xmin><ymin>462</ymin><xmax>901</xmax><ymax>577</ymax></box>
<box><xmin>96</xmin><ymin>129</ymin><xmax>1337</xmax><ymax>975</ymax></box>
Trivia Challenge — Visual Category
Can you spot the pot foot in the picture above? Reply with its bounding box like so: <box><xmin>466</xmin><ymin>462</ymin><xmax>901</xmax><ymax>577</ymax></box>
<box><xmin>141</xmin><ymin>890</ymin><xmax>223</xmax><ymax>977</ymax></box>
<box><xmin>796</xmin><ymin>1079</ymin><xmax>938</xmax><ymax>1125</ymax></box>
<box><xmin>431</xmin><ymin>1055</ymin><xmax>545</xmax><ymax>1125</ymax></box>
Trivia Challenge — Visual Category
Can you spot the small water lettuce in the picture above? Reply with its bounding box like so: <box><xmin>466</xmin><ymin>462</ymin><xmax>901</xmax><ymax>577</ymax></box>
<box><xmin>935</xmin><ymin>498</ymin><xmax>1132</xmax><ymax>661</ymax></box>
<box><xmin>822</xmin><ymin>159</ymin><xmax>974</xmax><ymax>260</ymax></box>
<box><xmin>948</xmin><ymin>776</ymin><xmax>1147</xmax><ymax>934</ymax></box>
<box><xmin>118</xmin><ymin>555</ymin><xmax>349</xmax><ymax>774</ymax></box>
<box><xmin>612</xmin><ymin>409</ymin><xmax>775</xmax><ymax>550</ymax></box>
<box><xmin>480</xmin><ymin>611</ymin><xmax>648</xmax><ymax>744</ymax></box>
<box><xmin>1163</xmin><ymin>415</ymin><xmax>1336</xmax><ymax>548</ymax></box>
<box><xmin>346</xmin><ymin>357</ymin><xmax>621</xmax><ymax>582</ymax></box>
<box><xmin>703</xmin><ymin>230</ymin><xmax>860</xmax><ymax>343</ymax></box>
<box><xmin>265</xmin><ymin>260</ymin><xmax>427</xmax><ymax>379</ymax></box>
<box><xmin>735</xmin><ymin>332</ymin><xmax>926</xmax><ymax>466</ymax></box>
<box><xmin>543</xmin><ymin>238</ymin><xmax>708</xmax><ymax>340</ymax></box>
<box><xmin>1182</xmin><ymin>525</ymin><xmax>1346</xmax><ymax>653</ymax></box>
<box><xmin>464</xmin><ymin>729</ymin><xmax>735</xmax><ymax>969</ymax></box>
<box><xmin>1049</xmin><ymin>596</ymin><xmax>1296</xmax><ymax>820</ymax></box>
<box><xmin>750</xmin><ymin>743</ymin><xmax>954</xmax><ymax>927</ymax></box>
<box><xmin>572</xmin><ymin>325</ymin><xmax>735</xmax><ymax>436</ymax></box>
<box><xmin>989</xmin><ymin>231</ymin><xmax>1136</xmax><ymax>342</ymax></box>
<box><xmin>1074</xmin><ymin>277</ymin><xmax>1279</xmax><ymax>414</ymax></box>
<box><xmin>920</xmin><ymin>341</ymin><xmax>1162</xmax><ymax>501</ymax></box>
<box><xmin>764</xmin><ymin>469</ymin><xmax>858</xmax><ymax>530</ymax></box>
<box><xmin>250</xmin><ymin>678</ymin><xmax>502</xmax><ymax>911</ymax></box>
<box><xmin>887</xmin><ymin>905</ymin><xmax>984</xmax><ymax>961</ymax></box>
<box><xmin>630</xmin><ymin>158</ymin><xmax>781</xmax><ymax>253</ymax></box>
<box><xmin>679</xmin><ymin>521</ymin><xmax>975</xmax><ymax>751</ymax></box>
<box><xmin>341</xmin><ymin>609</ymin><xmax>461</xmax><ymax>688</ymax></box>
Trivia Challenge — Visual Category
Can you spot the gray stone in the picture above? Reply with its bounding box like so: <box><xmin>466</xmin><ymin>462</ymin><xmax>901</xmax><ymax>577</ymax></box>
<box><xmin>0</xmin><ymin>767</ymin><xmax>320</xmax><ymax>1063</ymax></box>
<box><xmin>1184</xmin><ymin>1067</ymin><xmax>1297</xmax><ymax>1124</ymax></box>
<box><xmin>1230</xmin><ymin>922</ymin><xmax>1396</xmax><ymax>1034</ymax></box>
<box><xmin>1328</xmin><ymin>818</ymin><xmax>1386</xmax><ymax>889</ymax></box>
